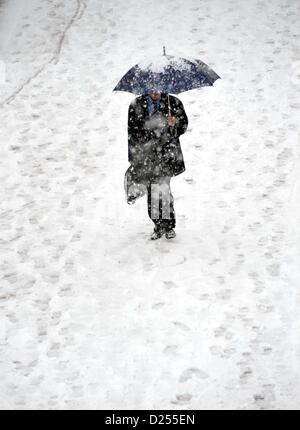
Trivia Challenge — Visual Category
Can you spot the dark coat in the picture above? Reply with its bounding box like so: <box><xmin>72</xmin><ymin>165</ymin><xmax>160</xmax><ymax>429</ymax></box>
<box><xmin>128</xmin><ymin>93</ymin><xmax>188</xmax><ymax>182</ymax></box>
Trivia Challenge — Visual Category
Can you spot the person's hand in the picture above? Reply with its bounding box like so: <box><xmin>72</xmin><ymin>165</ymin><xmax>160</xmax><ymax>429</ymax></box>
<box><xmin>168</xmin><ymin>116</ymin><xmax>175</xmax><ymax>127</ymax></box>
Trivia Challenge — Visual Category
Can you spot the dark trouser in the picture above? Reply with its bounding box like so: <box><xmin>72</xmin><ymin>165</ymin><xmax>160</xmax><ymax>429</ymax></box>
<box><xmin>146</xmin><ymin>176</ymin><xmax>176</xmax><ymax>231</ymax></box>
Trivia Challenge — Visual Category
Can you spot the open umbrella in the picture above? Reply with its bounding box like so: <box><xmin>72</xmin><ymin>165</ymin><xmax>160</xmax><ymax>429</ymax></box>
<box><xmin>113</xmin><ymin>46</ymin><xmax>220</xmax><ymax>113</ymax></box>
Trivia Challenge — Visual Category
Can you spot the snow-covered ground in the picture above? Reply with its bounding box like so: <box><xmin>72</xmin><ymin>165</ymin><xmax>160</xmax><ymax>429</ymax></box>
<box><xmin>0</xmin><ymin>0</ymin><xmax>300</xmax><ymax>410</ymax></box>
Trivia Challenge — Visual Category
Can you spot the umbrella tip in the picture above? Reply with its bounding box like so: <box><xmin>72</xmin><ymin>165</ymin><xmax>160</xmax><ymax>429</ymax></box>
<box><xmin>163</xmin><ymin>46</ymin><xmax>166</xmax><ymax>56</ymax></box>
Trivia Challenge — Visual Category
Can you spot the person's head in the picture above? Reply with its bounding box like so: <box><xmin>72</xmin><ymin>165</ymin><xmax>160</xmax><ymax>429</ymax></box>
<box><xmin>149</xmin><ymin>93</ymin><xmax>161</xmax><ymax>101</ymax></box>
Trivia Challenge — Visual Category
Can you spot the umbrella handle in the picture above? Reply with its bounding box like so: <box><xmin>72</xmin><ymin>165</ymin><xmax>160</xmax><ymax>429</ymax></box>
<box><xmin>167</xmin><ymin>94</ymin><xmax>177</xmax><ymax>137</ymax></box>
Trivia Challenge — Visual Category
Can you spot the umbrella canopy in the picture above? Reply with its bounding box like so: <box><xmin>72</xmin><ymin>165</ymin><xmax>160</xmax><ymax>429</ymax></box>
<box><xmin>113</xmin><ymin>48</ymin><xmax>220</xmax><ymax>95</ymax></box>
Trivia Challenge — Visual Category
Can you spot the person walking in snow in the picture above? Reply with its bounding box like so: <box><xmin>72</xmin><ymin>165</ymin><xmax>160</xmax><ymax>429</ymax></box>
<box><xmin>127</xmin><ymin>92</ymin><xmax>188</xmax><ymax>240</ymax></box>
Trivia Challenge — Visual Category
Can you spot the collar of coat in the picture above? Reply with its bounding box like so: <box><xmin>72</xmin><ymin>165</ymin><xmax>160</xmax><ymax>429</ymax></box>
<box><xmin>139</xmin><ymin>93</ymin><xmax>172</xmax><ymax>116</ymax></box>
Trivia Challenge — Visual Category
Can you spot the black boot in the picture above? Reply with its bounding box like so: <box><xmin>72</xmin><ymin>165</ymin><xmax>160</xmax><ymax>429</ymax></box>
<box><xmin>150</xmin><ymin>224</ymin><xmax>164</xmax><ymax>240</ymax></box>
<box><xmin>165</xmin><ymin>228</ymin><xmax>176</xmax><ymax>239</ymax></box>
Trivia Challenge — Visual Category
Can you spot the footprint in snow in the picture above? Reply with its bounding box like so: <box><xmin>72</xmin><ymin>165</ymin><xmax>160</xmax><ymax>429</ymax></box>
<box><xmin>163</xmin><ymin>345</ymin><xmax>179</xmax><ymax>355</ymax></box>
<box><xmin>171</xmin><ymin>393</ymin><xmax>192</xmax><ymax>405</ymax></box>
<box><xmin>163</xmin><ymin>280</ymin><xmax>178</xmax><ymax>289</ymax></box>
<box><xmin>179</xmin><ymin>367</ymin><xmax>209</xmax><ymax>383</ymax></box>
<box><xmin>173</xmin><ymin>321</ymin><xmax>190</xmax><ymax>331</ymax></box>
<box><xmin>152</xmin><ymin>302</ymin><xmax>165</xmax><ymax>309</ymax></box>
